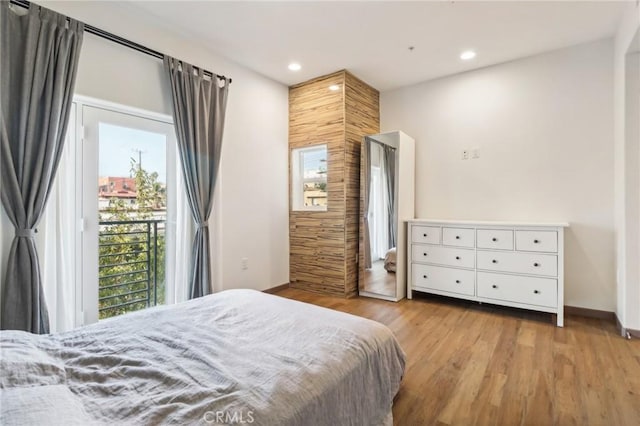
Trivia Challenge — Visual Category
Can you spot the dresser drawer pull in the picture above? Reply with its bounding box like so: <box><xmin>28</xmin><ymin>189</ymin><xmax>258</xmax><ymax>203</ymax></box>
<box><xmin>423</xmin><ymin>233</ymin><xmax>427</xmax><ymax>237</ymax></box>
<box><xmin>492</xmin><ymin>259</ymin><xmax>498</xmax><ymax>264</ymax></box>
<box><xmin>455</xmin><ymin>280</ymin><xmax>460</xmax><ymax>284</ymax></box>
<box><xmin>492</xmin><ymin>285</ymin><xmax>498</xmax><ymax>289</ymax></box>
<box><xmin>534</xmin><ymin>239</ymin><xmax>540</xmax><ymax>244</ymax></box>
<box><xmin>534</xmin><ymin>262</ymin><xmax>540</xmax><ymax>267</ymax></box>
<box><xmin>455</xmin><ymin>236</ymin><xmax>460</xmax><ymax>240</ymax></box>
<box><xmin>455</xmin><ymin>256</ymin><xmax>460</xmax><ymax>260</ymax></box>
<box><xmin>492</xmin><ymin>237</ymin><xmax>497</xmax><ymax>242</ymax></box>
<box><xmin>423</xmin><ymin>253</ymin><xmax>428</xmax><ymax>257</ymax></box>
<box><xmin>534</xmin><ymin>290</ymin><xmax>540</xmax><ymax>294</ymax></box>
<box><xmin>423</xmin><ymin>275</ymin><xmax>428</xmax><ymax>279</ymax></box>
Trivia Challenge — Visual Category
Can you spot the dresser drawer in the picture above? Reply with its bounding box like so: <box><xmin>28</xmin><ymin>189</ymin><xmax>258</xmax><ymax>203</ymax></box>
<box><xmin>412</xmin><ymin>244</ymin><xmax>475</xmax><ymax>269</ymax></box>
<box><xmin>477</xmin><ymin>250</ymin><xmax>557</xmax><ymax>277</ymax></box>
<box><xmin>477</xmin><ymin>229</ymin><xmax>514</xmax><ymax>250</ymax></box>
<box><xmin>442</xmin><ymin>227</ymin><xmax>475</xmax><ymax>248</ymax></box>
<box><xmin>411</xmin><ymin>225</ymin><xmax>441</xmax><ymax>245</ymax></box>
<box><xmin>412</xmin><ymin>264</ymin><xmax>475</xmax><ymax>296</ymax></box>
<box><xmin>515</xmin><ymin>230</ymin><xmax>558</xmax><ymax>253</ymax></box>
<box><xmin>477</xmin><ymin>272</ymin><xmax>558</xmax><ymax>308</ymax></box>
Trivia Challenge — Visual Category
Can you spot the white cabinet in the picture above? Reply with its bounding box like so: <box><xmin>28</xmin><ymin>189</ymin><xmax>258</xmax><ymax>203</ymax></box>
<box><xmin>407</xmin><ymin>220</ymin><xmax>568</xmax><ymax>327</ymax></box>
<box><xmin>476</xmin><ymin>250</ymin><xmax>558</xmax><ymax>277</ymax></box>
<box><xmin>411</xmin><ymin>245</ymin><xmax>475</xmax><ymax>269</ymax></box>
<box><xmin>477</xmin><ymin>272</ymin><xmax>557</xmax><ymax>309</ymax></box>
<box><xmin>515</xmin><ymin>230</ymin><xmax>558</xmax><ymax>252</ymax></box>
<box><xmin>476</xmin><ymin>229</ymin><xmax>514</xmax><ymax>250</ymax></box>
<box><xmin>411</xmin><ymin>225</ymin><xmax>440</xmax><ymax>245</ymax></box>
<box><xmin>412</xmin><ymin>264</ymin><xmax>475</xmax><ymax>296</ymax></box>
<box><xmin>442</xmin><ymin>227</ymin><xmax>475</xmax><ymax>248</ymax></box>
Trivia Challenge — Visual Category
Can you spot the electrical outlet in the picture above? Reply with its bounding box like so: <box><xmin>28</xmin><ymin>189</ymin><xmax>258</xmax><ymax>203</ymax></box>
<box><xmin>462</xmin><ymin>149</ymin><xmax>469</xmax><ymax>160</ymax></box>
<box><xmin>241</xmin><ymin>257</ymin><xmax>248</xmax><ymax>270</ymax></box>
<box><xmin>471</xmin><ymin>148</ymin><xmax>480</xmax><ymax>159</ymax></box>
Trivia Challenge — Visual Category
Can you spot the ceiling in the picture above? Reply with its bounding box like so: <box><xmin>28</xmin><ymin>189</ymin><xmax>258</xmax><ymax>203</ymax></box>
<box><xmin>127</xmin><ymin>1</ymin><xmax>628</xmax><ymax>91</ymax></box>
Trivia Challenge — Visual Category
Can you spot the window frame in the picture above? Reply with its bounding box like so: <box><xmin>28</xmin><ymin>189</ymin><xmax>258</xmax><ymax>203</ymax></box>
<box><xmin>291</xmin><ymin>144</ymin><xmax>328</xmax><ymax>212</ymax></box>
<box><xmin>72</xmin><ymin>95</ymin><xmax>177</xmax><ymax>326</ymax></box>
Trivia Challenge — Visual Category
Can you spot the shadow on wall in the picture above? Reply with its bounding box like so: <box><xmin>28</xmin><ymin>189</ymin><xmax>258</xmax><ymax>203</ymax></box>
<box><xmin>564</xmin><ymin>223</ymin><xmax>615</xmax><ymax>310</ymax></box>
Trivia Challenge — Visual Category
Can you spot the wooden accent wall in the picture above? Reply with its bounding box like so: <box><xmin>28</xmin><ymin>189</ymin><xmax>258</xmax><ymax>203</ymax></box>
<box><xmin>289</xmin><ymin>70</ymin><xmax>379</xmax><ymax>297</ymax></box>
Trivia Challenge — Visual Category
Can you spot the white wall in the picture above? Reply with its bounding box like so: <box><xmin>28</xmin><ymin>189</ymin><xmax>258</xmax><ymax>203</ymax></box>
<box><xmin>623</xmin><ymin>50</ymin><xmax>639</xmax><ymax>329</ymax></box>
<box><xmin>36</xmin><ymin>1</ymin><xmax>290</xmax><ymax>293</ymax></box>
<box><xmin>381</xmin><ymin>39</ymin><xmax>615</xmax><ymax>311</ymax></box>
<box><xmin>614</xmin><ymin>1</ymin><xmax>640</xmax><ymax>331</ymax></box>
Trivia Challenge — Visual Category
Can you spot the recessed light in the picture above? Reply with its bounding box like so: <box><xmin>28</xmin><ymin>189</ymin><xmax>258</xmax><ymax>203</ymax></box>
<box><xmin>329</xmin><ymin>84</ymin><xmax>340</xmax><ymax>91</ymax></box>
<box><xmin>460</xmin><ymin>50</ymin><xmax>476</xmax><ymax>60</ymax></box>
<box><xmin>288</xmin><ymin>62</ymin><xmax>301</xmax><ymax>71</ymax></box>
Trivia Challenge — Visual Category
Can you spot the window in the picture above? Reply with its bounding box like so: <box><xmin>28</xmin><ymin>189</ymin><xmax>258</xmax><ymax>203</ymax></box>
<box><xmin>76</xmin><ymin>98</ymin><xmax>179</xmax><ymax>324</ymax></box>
<box><xmin>291</xmin><ymin>145</ymin><xmax>328</xmax><ymax>211</ymax></box>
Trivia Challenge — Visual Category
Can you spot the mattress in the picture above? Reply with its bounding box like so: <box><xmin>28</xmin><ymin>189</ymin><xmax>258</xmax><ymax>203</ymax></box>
<box><xmin>0</xmin><ymin>289</ymin><xmax>406</xmax><ymax>425</ymax></box>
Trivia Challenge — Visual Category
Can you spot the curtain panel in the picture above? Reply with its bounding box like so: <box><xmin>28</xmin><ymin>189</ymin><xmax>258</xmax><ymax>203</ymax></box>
<box><xmin>383</xmin><ymin>145</ymin><xmax>397</xmax><ymax>249</ymax></box>
<box><xmin>0</xmin><ymin>3</ymin><xmax>83</xmax><ymax>333</ymax></box>
<box><xmin>163</xmin><ymin>57</ymin><xmax>229</xmax><ymax>299</ymax></box>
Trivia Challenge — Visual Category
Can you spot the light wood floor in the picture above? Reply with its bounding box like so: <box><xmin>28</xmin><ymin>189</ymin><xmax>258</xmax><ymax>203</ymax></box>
<box><xmin>275</xmin><ymin>288</ymin><xmax>640</xmax><ymax>426</ymax></box>
<box><xmin>361</xmin><ymin>260</ymin><xmax>396</xmax><ymax>296</ymax></box>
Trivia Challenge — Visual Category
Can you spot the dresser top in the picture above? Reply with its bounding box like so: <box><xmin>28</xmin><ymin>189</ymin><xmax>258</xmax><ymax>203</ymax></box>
<box><xmin>408</xmin><ymin>219</ymin><xmax>570</xmax><ymax>228</ymax></box>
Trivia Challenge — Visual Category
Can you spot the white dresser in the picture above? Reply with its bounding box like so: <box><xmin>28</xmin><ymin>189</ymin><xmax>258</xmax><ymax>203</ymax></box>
<box><xmin>407</xmin><ymin>220</ymin><xmax>569</xmax><ymax>327</ymax></box>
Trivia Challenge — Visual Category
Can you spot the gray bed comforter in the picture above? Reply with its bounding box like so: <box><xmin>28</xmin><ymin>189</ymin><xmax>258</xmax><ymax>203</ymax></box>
<box><xmin>1</xmin><ymin>289</ymin><xmax>405</xmax><ymax>426</ymax></box>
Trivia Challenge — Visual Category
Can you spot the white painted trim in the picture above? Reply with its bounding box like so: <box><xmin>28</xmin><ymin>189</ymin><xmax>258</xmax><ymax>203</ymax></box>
<box><xmin>408</xmin><ymin>219</ymin><xmax>570</xmax><ymax>228</ymax></box>
<box><xmin>74</xmin><ymin>96</ymin><xmax>177</xmax><ymax>324</ymax></box>
<box><xmin>73</xmin><ymin>95</ymin><xmax>173</xmax><ymax>125</ymax></box>
<box><xmin>291</xmin><ymin>144</ymin><xmax>328</xmax><ymax>212</ymax></box>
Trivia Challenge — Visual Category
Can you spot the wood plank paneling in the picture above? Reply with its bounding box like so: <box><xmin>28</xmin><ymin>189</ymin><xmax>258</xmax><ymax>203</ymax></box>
<box><xmin>289</xmin><ymin>70</ymin><xmax>379</xmax><ymax>297</ymax></box>
<box><xmin>345</xmin><ymin>72</ymin><xmax>380</xmax><ymax>297</ymax></box>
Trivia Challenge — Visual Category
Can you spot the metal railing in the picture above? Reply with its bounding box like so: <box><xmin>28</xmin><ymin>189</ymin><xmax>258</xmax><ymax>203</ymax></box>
<box><xmin>98</xmin><ymin>219</ymin><xmax>165</xmax><ymax>319</ymax></box>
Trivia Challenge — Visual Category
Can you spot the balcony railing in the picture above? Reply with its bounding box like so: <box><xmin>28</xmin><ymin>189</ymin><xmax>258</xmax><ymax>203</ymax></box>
<box><xmin>98</xmin><ymin>219</ymin><xmax>165</xmax><ymax>319</ymax></box>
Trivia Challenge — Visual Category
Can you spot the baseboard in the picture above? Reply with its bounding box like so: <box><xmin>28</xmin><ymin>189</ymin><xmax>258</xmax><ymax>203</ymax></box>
<box><xmin>564</xmin><ymin>305</ymin><xmax>616</xmax><ymax>322</ymax></box>
<box><xmin>263</xmin><ymin>283</ymin><xmax>290</xmax><ymax>294</ymax></box>
<box><xmin>615</xmin><ymin>314</ymin><xmax>640</xmax><ymax>339</ymax></box>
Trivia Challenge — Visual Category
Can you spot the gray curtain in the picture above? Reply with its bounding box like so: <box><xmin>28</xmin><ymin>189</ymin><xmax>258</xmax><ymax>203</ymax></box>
<box><xmin>164</xmin><ymin>57</ymin><xmax>229</xmax><ymax>299</ymax></box>
<box><xmin>362</xmin><ymin>137</ymin><xmax>372</xmax><ymax>269</ymax></box>
<box><xmin>383</xmin><ymin>145</ymin><xmax>397</xmax><ymax>248</ymax></box>
<box><xmin>0</xmin><ymin>3</ymin><xmax>83</xmax><ymax>333</ymax></box>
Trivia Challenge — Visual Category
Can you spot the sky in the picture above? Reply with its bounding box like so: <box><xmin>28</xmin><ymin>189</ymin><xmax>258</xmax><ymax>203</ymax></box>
<box><xmin>302</xmin><ymin>146</ymin><xmax>327</xmax><ymax>179</ymax></box>
<box><xmin>98</xmin><ymin>123</ymin><xmax>167</xmax><ymax>182</ymax></box>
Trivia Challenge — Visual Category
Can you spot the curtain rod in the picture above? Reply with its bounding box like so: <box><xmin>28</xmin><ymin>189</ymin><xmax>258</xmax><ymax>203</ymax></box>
<box><xmin>9</xmin><ymin>0</ymin><xmax>232</xmax><ymax>83</ymax></box>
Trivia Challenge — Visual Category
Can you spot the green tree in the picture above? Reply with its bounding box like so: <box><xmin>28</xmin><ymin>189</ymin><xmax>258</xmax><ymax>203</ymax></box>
<box><xmin>98</xmin><ymin>159</ymin><xmax>166</xmax><ymax>319</ymax></box>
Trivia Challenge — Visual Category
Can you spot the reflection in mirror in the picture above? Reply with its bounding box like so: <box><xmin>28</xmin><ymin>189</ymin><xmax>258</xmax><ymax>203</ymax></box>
<box><xmin>362</xmin><ymin>136</ymin><xmax>397</xmax><ymax>298</ymax></box>
<box><xmin>291</xmin><ymin>145</ymin><xmax>328</xmax><ymax>211</ymax></box>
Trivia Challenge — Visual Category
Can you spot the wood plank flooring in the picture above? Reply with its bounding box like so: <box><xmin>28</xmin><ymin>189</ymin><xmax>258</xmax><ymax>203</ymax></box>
<box><xmin>361</xmin><ymin>260</ymin><xmax>396</xmax><ymax>297</ymax></box>
<box><xmin>275</xmin><ymin>288</ymin><xmax>640</xmax><ymax>426</ymax></box>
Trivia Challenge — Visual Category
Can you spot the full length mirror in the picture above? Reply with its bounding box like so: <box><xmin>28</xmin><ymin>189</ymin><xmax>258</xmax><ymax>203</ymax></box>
<box><xmin>359</xmin><ymin>131</ymin><xmax>414</xmax><ymax>301</ymax></box>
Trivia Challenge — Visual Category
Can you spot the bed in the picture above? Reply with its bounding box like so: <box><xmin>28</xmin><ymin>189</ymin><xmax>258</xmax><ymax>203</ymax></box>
<box><xmin>0</xmin><ymin>289</ymin><xmax>406</xmax><ymax>426</ymax></box>
<box><xmin>384</xmin><ymin>247</ymin><xmax>397</xmax><ymax>272</ymax></box>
